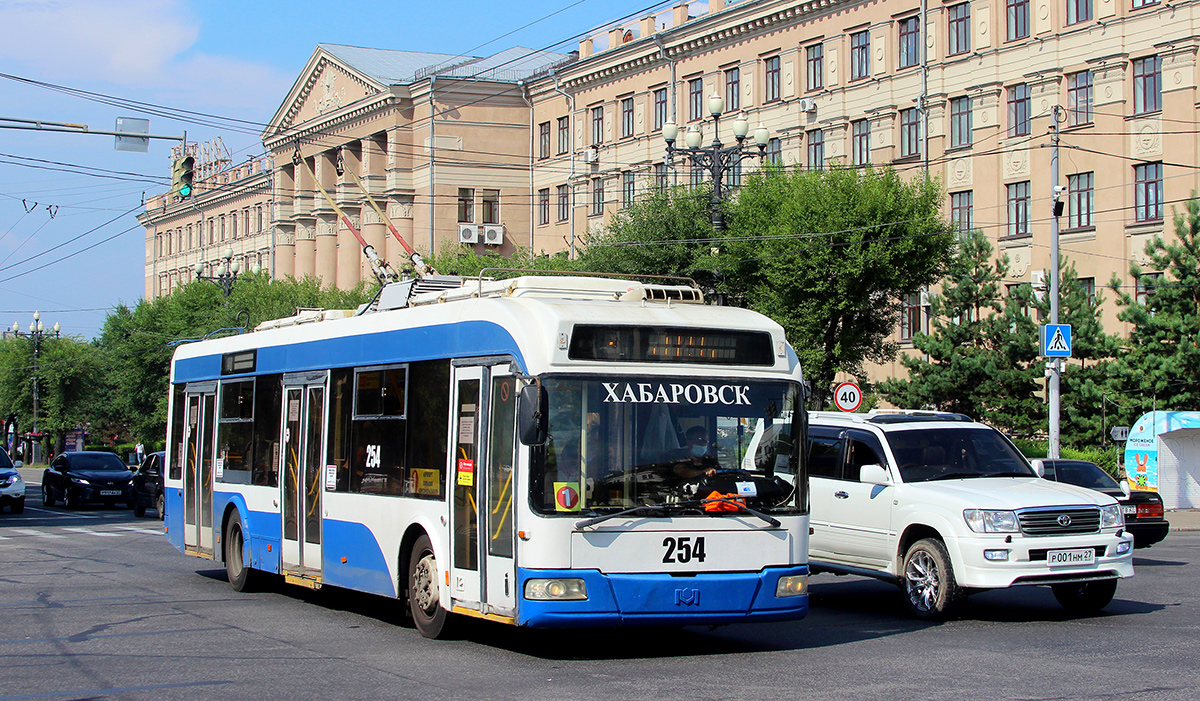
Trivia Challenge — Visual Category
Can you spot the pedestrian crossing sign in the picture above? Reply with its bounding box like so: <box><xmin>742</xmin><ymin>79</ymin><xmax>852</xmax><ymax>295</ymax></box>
<box><xmin>1041</xmin><ymin>324</ymin><xmax>1072</xmax><ymax>357</ymax></box>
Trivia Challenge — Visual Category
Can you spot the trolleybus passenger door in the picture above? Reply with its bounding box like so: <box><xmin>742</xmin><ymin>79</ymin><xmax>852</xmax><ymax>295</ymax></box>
<box><xmin>450</xmin><ymin>361</ymin><xmax>519</xmax><ymax>617</ymax></box>
<box><xmin>281</xmin><ymin>372</ymin><xmax>328</xmax><ymax>576</ymax></box>
<box><xmin>183</xmin><ymin>383</ymin><xmax>217</xmax><ymax>556</ymax></box>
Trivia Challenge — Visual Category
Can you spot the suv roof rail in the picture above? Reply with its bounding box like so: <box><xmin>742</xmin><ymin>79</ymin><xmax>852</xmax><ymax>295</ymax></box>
<box><xmin>808</xmin><ymin>409</ymin><xmax>975</xmax><ymax>424</ymax></box>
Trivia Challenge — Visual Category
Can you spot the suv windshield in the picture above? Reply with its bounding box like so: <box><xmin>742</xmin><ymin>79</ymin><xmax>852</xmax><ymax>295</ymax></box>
<box><xmin>531</xmin><ymin>376</ymin><xmax>804</xmax><ymax>515</ymax></box>
<box><xmin>887</xmin><ymin>427</ymin><xmax>1033</xmax><ymax>483</ymax></box>
<box><xmin>72</xmin><ymin>454</ymin><xmax>128</xmax><ymax>471</ymax></box>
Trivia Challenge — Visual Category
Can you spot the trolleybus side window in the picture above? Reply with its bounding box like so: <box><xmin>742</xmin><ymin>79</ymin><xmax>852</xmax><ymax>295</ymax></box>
<box><xmin>325</xmin><ymin>359</ymin><xmax>449</xmax><ymax>499</ymax></box>
<box><xmin>217</xmin><ymin>379</ymin><xmax>255</xmax><ymax>484</ymax></box>
<box><xmin>252</xmin><ymin>376</ymin><xmax>282</xmax><ymax>486</ymax></box>
<box><xmin>169</xmin><ymin>384</ymin><xmax>185</xmax><ymax>480</ymax></box>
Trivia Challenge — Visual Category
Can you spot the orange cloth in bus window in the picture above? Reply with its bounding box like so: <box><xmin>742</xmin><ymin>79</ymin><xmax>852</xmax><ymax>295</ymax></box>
<box><xmin>703</xmin><ymin>491</ymin><xmax>744</xmax><ymax>512</ymax></box>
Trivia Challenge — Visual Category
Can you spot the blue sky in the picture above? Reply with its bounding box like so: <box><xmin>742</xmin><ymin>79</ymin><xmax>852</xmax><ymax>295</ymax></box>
<box><xmin>0</xmin><ymin>0</ymin><xmax>666</xmax><ymax>338</ymax></box>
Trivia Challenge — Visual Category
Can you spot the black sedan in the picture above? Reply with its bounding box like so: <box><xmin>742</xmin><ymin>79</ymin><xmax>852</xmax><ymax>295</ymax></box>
<box><xmin>1033</xmin><ymin>458</ymin><xmax>1170</xmax><ymax>548</ymax></box>
<box><xmin>42</xmin><ymin>451</ymin><xmax>135</xmax><ymax>510</ymax></box>
<box><xmin>131</xmin><ymin>451</ymin><xmax>166</xmax><ymax>519</ymax></box>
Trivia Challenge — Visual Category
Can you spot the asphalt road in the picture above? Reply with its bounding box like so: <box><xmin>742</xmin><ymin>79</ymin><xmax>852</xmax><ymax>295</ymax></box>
<box><xmin>1</xmin><ymin>482</ymin><xmax>1197</xmax><ymax>701</ymax></box>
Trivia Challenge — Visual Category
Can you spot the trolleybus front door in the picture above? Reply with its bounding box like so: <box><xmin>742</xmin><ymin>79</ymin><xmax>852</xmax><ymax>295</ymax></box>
<box><xmin>450</xmin><ymin>361</ymin><xmax>518</xmax><ymax>617</ymax></box>
<box><xmin>183</xmin><ymin>384</ymin><xmax>217</xmax><ymax>557</ymax></box>
<box><xmin>281</xmin><ymin>373</ymin><xmax>327</xmax><ymax>577</ymax></box>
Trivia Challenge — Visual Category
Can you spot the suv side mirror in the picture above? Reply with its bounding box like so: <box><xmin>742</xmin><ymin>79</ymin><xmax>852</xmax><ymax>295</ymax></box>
<box><xmin>859</xmin><ymin>463</ymin><xmax>892</xmax><ymax>486</ymax></box>
<box><xmin>1120</xmin><ymin>480</ymin><xmax>1131</xmax><ymax>498</ymax></box>
<box><xmin>1030</xmin><ymin>459</ymin><xmax>1046</xmax><ymax>478</ymax></box>
<box><xmin>518</xmin><ymin>383</ymin><xmax>548</xmax><ymax>446</ymax></box>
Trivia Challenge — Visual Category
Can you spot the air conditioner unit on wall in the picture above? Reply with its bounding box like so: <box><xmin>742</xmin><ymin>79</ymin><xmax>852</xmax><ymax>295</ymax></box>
<box><xmin>1031</xmin><ymin>270</ymin><xmax>1046</xmax><ymax>301</ymax></box>
<box><xmin>483</xmin><ymin>225</ymin><xmax>505</xmax><ymax>246</ymax></box>
<box><xmin>582</xmin><ymin>147</ymin><xmax>598</xmax><ymax>164</ymax></box>
<box><xmin>458</xmin><ymin>224</ymin><xmax>478</xmax><ymax>244</ymax></box>
<box><xmin>797</xmin><ymin>98</ymin><xmax>817</xmax><ymax>113</ymax></box>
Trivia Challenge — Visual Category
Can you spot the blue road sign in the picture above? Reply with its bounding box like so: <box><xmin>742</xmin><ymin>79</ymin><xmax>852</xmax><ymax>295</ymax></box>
<box><xmin>1041</xmin><ymin>324</ymin><xmax>1072</xmax><ymax>357</ymax></box>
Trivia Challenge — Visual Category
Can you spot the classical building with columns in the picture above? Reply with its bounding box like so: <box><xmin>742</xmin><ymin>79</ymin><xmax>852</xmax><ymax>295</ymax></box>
<box><xmin>143</xmin><ymin>1</ymin><xmax>1200</xmax><ymax>387</ymax></box>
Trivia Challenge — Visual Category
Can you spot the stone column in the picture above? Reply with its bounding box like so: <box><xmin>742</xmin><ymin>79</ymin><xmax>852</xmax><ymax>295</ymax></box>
<box><xmin>274</xmin><ymin>225</ymin><xmax>296</xmax><ymax>279</ymax></box>
<box><xmin>386</xmin><ymin>199</ymin><xmax>416</xmax><ymax>269</ymax></box>
<box><xmin>294</xmin><ymin>220</ymin><xmax>316</xmax><ymax>279</ymax></box>
<box><xmin>360</xmin><ymin>137</ymin><xmax>389</xmax><ymax>270</ymax></box>
<box><xmin>313</xmin><ymin>152</ymin><xmax>338</xmax><ymax>285</ymax></box>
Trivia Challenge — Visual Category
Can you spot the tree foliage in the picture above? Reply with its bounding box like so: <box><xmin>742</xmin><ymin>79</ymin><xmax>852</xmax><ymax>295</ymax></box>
<box><xmin>1107</xmin><ymin>196</ymin><xmax>1200</xmax><ymax>418</ymax></box>
<box><xmin>878</xmin><ymin>229</ymin><xmax>1042</xmax><ymax>434</ymax></box>
<box><xmin>0</xmin><ymin>334</ymin><xmax>103</xmax><ymax>455</ymax></box>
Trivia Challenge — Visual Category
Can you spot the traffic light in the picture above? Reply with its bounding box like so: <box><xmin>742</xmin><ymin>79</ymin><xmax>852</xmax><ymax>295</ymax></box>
<box><xmin>171</xmin><ymin>156</ymin><xmax>195</xmax><ymax>198</ymax></box>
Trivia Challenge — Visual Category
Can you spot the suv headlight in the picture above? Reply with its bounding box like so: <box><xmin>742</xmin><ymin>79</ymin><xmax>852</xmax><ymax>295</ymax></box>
<box><xmin>1100</xmin><ymin>504</ymin><xmax>1124</xmax><ymax>529</ymax></box>
<box><xmin>964</xmin><ymin>509</ymin><xmax>1019</xmax><ymax>533</ymax></box>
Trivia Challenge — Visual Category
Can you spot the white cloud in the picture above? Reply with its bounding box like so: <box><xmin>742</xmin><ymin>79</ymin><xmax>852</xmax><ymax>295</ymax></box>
<box><xmin>0</xmin><ymin>0</ymin><xmax>290</xmax><ymax>114</ymax></box>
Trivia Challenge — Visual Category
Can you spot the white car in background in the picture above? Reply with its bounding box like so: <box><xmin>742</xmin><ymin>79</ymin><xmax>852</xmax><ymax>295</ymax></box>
<box><xmin>0</xmin><ymin>447</ymin><xmax>24</xmax><ymax>514</ymax></box>
<box><xmin>806</xmin><ymin>410</ymin><xmax>1134</xmax><ymax>619</ymax></box>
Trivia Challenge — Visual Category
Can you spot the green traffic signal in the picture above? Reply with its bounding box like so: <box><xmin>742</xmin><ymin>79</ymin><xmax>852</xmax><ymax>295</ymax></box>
<box><xmin>171</xmin><ymin>156</ymin><xmax>195</xmax><ymax>198</ymax></box>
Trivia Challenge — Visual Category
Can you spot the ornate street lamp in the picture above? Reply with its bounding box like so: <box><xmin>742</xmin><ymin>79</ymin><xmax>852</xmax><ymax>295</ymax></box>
<box><xmin>195</xmin><ymin>247</ymin><xmax>259</xmax><ymax>296</ymax></box>
<box><xmin>663</xmin><ymin>94</ymin><xmax>771</xmax><ymax>230</ymax></box>
<box><xmin>11</xmin><ymin>311</ymin><xmax>60</xmax><ymax>462</ymax></box>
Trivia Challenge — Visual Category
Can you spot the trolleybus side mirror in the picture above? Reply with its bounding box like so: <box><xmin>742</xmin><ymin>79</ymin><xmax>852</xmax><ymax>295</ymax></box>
<box><xmin>518</xmin><ymin>384</ymin><xmax>548</xmax><ymax>446</ymax></box>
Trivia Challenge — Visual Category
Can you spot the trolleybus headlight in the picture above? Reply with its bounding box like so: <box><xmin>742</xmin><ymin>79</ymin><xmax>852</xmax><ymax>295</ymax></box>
<box><xmin>524</xmin><ymin>578</ymin><xmax>588</xmax><ymax>601</ymax></box>
<box><xmin>1100</xmin><ymin>504</ymin><xmax>1124</xmax><ymax>529</ymax></box>
<box><xmin>775</xmin><ymin>574</ymin><xmax>807</xmax><ymax>597</ymax></box>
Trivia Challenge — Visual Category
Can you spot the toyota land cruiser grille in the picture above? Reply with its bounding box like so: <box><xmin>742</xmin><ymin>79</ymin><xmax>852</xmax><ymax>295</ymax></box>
<box><xmin>1017</xmin><ymin>507</ymin><xmax>1100</xmax><ymax>535</ymax></box>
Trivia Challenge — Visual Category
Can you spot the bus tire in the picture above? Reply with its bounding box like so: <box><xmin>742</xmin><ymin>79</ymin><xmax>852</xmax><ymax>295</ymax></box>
<box><xmin>408</xmin><ymin>534</ymin><xmax>452</xmax><ymax>639</ymax></box>
<box><xmin>225</xmin><ymin>512</ymin><xmax>258</xmax><ymax>592</ymax></box>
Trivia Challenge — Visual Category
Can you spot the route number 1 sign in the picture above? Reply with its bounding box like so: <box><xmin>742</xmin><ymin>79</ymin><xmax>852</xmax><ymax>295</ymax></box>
<box><xmin>833</xmin><ymin>381</ymin><xmax>862</xmax><ymax>412</ymax></box>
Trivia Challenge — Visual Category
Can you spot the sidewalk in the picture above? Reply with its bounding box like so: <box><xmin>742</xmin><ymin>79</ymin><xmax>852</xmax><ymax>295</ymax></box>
<box><xmin>1168</xmin><ymin>509</ymin><xmax>1200</xmax><ymax>532</ymax></box>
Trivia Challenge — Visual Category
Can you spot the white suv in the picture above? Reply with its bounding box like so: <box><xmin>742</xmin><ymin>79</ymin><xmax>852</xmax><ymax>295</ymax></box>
<box><xmin>807</xmin><ymin>410</ymin><xmax>1134</xmax><ymax>619</ymax></box>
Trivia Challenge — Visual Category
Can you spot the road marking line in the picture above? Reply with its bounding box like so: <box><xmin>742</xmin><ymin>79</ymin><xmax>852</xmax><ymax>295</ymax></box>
<box><xmin>114</xmin><ymin>525</ymin><xmax>164</xmax><ymax>535</ymax></box>
<box><xmin>12</xmin><ymin>529</ymin><xmax>65</xmax><ymax>538</ymax></box>
<box><xmin>22</xmin><ymin>506</ymin><xmax>100</xmax><ymax>519</ymax></box>
<box><xmin>61</xmin><ymin>527</ymin><xmax>124</xmax><ymax>537</ymax></box>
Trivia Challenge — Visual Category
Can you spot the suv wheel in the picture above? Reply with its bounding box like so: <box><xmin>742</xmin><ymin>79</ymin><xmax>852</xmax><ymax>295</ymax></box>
<box><xmin>1052</xmin><ymin>579</ymin><xmax>1117</xmax><ymax>614</ymax></box>
<box><xmin>902</xmin><ymin>538</ymin><xmax>964</xmax><ymax>620</ymax></box>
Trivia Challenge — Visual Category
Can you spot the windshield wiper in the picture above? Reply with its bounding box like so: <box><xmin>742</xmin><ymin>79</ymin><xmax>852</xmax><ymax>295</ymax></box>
<box><xmin>987</xmin><ymin>471</ymin><xmax>1035</xmax><ymax>478</ymax></box>
<box><xmin>926</xmin><ymin>471</ymin><xmax>988</xmax><ymax>481</ymax></box>
<box><xmin>699</xmin><ymin>496</ymin><xmax>781</xmax><ymax>528</ymax></box>
<box><xmin>575</xmin><ymin>504</ymin><xmax>678</xmax><ymax>529</ymax></box>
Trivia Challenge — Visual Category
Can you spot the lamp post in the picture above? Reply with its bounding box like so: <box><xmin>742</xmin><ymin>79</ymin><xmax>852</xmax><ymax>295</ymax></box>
<box><xmin>12</xmin><ymin>311</ymin><xmax>60</xmax><ymax>462</ymax></box>
<box><xmin>663</xmin><ymin>94</ymin><xmax>770</xmax><ymax>230</ymax></box>
<box><xmin>195</xmin><ymin>247</ymin><xmax>258</xmax><ymax>296</ymax></box>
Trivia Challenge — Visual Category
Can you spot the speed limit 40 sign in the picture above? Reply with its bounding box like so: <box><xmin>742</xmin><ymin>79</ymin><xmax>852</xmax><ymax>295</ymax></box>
<box><xmin>833</xmin><ymin>381</ymin><xmax>862</xmax><ymax>412</ymax></box>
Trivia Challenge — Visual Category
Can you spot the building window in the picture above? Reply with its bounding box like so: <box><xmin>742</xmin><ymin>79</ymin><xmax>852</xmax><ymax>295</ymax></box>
<box><xmin>481</xmin><ymin>189</ymin><xmax>500</xmax><ymax>224</ymax></box>
<box><xmin>219</xmin><ymin>216</ymin><xmax>226</xmax><ymax>241</ymax></box>
<box><xmin>1079</xmin><ymin>277</ymin><xmax>1096</xmax><ymax>306</ymax></box>
<box><xmin>1006</xmin><ymin>181</ymin><xmax>1031</xmax><ymax>237</ymax></box>
<box><xmin>653</xmin><ymin>88</ymin><xmax>667</xmax><ymax>131</ymax></box>
<box><xmin>538</xmin><ymin>188</ymin><xmax>550</xmax><ymax>225</ymax></box>
<box><xmin>766</xmin><ymin>137</ymin><xmax>782</xmax><ymax>164</ymax></box>
<box><xmin>1135</xmin><ymin>272</ymin><xmax>1161</xmax><ymax>306</ymax></box>
<box><xmin>807</xmin><ymin>129</ymin><xmax>825</xmax><ymax>170</ymax></box>
<box><xmin>187</xmin><ymin>224</ymin><xmax>193</xmax><ymax>249</ymax></box>
<box><xmin>948</xmin><ymin>3</ymin><xmax>971</xmax><ymax>56</ymax></box>
<box><xmin>950</xmin><ymin>96</ymin><xmax>972</xmax><ymax>148</ymax></box>
<box><xmin>1132</xmin><ymin>0</ymin><xmax>1159</xmax><ymax>8</ymax></box>
<box><xmin>591</xmin><ymin>177</ymin><xmax>604</xmax><ymax>216</ymax></box>
<box><xmin>1008</xmin><ymin>83</ymin><xmax>1031</xmax><ymax>137</ymax></box>
<box><xmin>256</xmin><ymin>206</ymin><xmax>263</xmax><ymax>234</ymax></box>
<box><xmin>806</xmin><ymin>44</ymin><xmax>824</xmax><ymax>91</ymax></box>
<box><xmin>1067</xmin><ymin>172</ymin><xmax>1094</xmax><ymax>229</ymax></box>
<box><xmin>728</xmin><ymin>160</ymin><xmax>742</xmax><ymax>189</ymax></box>
<box><xmin>557</xmin><ymin>116</ymin><xmax>570</xmax><ymax>154</ymax></box>
<box><xmin>851</xmin><ymin>30</ymin><xmax>870</xmax><ymax>81</ymax></box>
<box><xmin>1134</xmin><ymin>162</ymin><xmax>1163</xmax><ymax>222</ymax></box>
<box><xmin>622</xmin><ymin>171</ymin><xmax>636</xmax><ymax>208</ymax></box>
<box><xmin>724</xmin><ymin>67</ymin><xmax>740</xmax><ymax>112</ymax></box>
<box><xmin>538</xmin><ymin>121</ymin><xmax>550</xmax><ymax>160</ymax></box>
<box><xmin>231</xmin><ymin>213</ymin><xmax>238</xmax><ymax>239</ymax></box>
<box><xmin>852</xmin><ymin>119</ymin><xmax>870</xmax><ymax>165</ymax></box>
<box><xmin>655</xmin><ymin>163</ymin><xmax>669</xmax><ymax>193</ymax></box>
<box><xmin>556</xmin><ymin>184</ymin><xmax>570</xmax><ymax>221</ymax></box>
<box><xmin>898</xmin><ymin>16</ymin><xmax>920</xmax><ymax>69</ymax></box>
<box><xmin>457</xmin><ymin>188</ymin><xmax>474</xmax><ymax>223</ymax></box>
<box><xmin>1066</xmin><ymin>0</ymin><xmax>1092</xmax><ymax>24</ymax></box>
<box><xmin>951</xmin><ymin>191</ymin><xmax>974</xmax><ymax>232</ymax></box>
<box><xmin>690</xmin><ymin>163</ymin><xmax>705</xmax><ymax>187</ymax></box>
<box><xmin>688</xmin><ymin>78</ymin><xmax>704</xmax><ymax>121</ymax></box>
<box><xmin>207</xmin><ymin>219</ymin><xmax>213</xmax><ymax>245</ymax></box>
<box><xmin>591</xmin><ymin>106</ymin><xmax>604</xmax><ymax>145</ymax></box>
<box><xmin>1007</xmin><ymin>0</ymin><xmax>1029</xmax><ymax>41</ymax></box>
<box><xmin>900</xmin><ymin>108</ymin><xmax>920</xmax><ymax>158</ymax></box>
<box><xmin>1133</xmin><ymin>56</ymin><xmax>1162</xmax><ymax>115</ymax></box>
<box><xmin>900</xmin><ymin>293</ymin><xmax>922</xmax><ymax>341</ymax></box>
<box><xmin>620</xmin><ymin>97</ymin><xmax>634</xmax><ymax>139</ymax></box>
<box><xmin>1067</xmin><ymin>71</ymin><xmax>1093</xmax><ymax>126</ymax></box>
<box><xmin>764</xmin><ymin>56</ymin><xmax>781</xmax><ymax>102</ymax></box>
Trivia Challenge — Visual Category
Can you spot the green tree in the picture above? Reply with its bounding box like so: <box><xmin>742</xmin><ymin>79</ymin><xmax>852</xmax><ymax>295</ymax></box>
<box><xmin>722</xmin><ymin>165</ymin><xmax>956</xmax><ymax>405</ymax></box>
<box><xmin>0</xmin><ymin>334</ymin><xmax>104</xmax><ymax>457</ymax></box>
<box><xmin>878</xmin><ymin>229</ymin><xmax>1042</xmax><ymax>434</ymax></box>
<box><xmin>1107</xmin><ymin>196</ymin><xmax>1200</xmax><ymax>417</ymax></box>
<box><xmin>1031</xmin><ymin>260</ymin><xmax>1123</xmax><ymax>448</ymax></box>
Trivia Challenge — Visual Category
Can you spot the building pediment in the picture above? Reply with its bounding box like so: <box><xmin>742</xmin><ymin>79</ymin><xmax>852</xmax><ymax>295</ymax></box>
<box><xmin>264</xmin><ymin>48</ymin><xmax>387</xmax><ymax>142</ymax></box>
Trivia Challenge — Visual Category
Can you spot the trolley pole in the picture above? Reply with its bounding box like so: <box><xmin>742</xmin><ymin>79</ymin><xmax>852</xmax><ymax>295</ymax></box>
<box><xmin>1048</xmin><ymin>108</ymin><xmax>1062</xmax><ymax>459</ymax></box>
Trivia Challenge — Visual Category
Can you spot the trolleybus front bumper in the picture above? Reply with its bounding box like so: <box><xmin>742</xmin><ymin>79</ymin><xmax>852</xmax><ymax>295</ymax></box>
<box><xmin>515</xmin><ymin>565</ymin><xmax>808</xmax><ymax>628</ymax></box>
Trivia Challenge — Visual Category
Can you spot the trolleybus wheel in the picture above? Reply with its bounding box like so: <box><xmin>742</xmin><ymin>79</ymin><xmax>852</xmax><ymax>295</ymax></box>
<box><xmin>225</xmin><ymin>512</ymin><xmax>258</xmax><ymax>592</ymax></box>
<box><xmin>408</xmin><ymin>534</ymin><xmax>452</xmax><ymax>639</ymax></box>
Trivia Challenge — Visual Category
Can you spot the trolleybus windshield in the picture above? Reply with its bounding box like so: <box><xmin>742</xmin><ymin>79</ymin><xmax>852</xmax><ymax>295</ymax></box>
<box><xmin>531</xmin><ymin>376</ymin><xmax>804</xmax><ymax>516</ymax></box>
